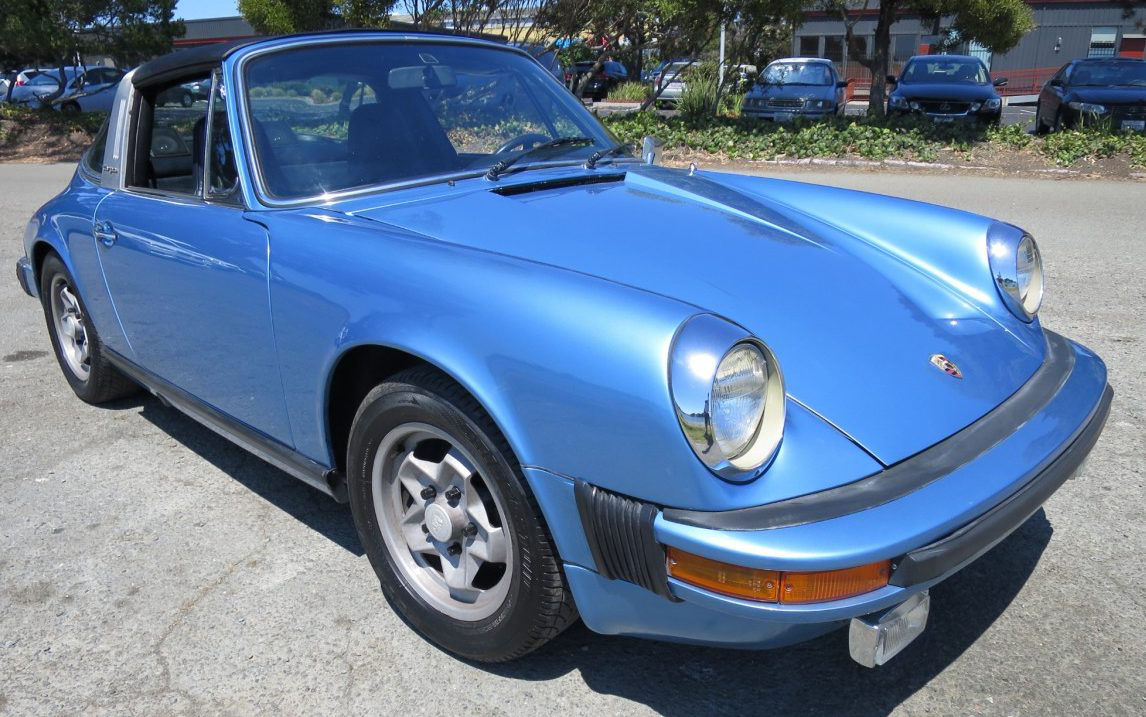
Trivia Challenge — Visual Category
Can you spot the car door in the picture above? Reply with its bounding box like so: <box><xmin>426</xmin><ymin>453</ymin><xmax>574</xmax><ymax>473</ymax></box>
<box><xmin>78</xmin><ymin>68</ymin><xmax>122</xmax><ymax>112</ymax></box>
<box><xmin>1040</xmin><ymin>64</ymin><xmax>1070</xmax><ymax>125</ymax></box>
<box><xmin>93</xmin><ymin>70</ymin><xmax>293</xmax><ymax>443</ymax></box>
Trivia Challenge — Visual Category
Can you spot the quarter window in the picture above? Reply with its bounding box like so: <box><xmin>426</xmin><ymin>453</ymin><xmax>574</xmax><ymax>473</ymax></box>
<box><xmin>205</xmin><ymin>74</ymin><xmax>240</xmax><ymax>200</ymax></box>
<box><xmin>84</xmin><ymin>118</ymin><xmax>110</xmax><ymax>176</ymax></box>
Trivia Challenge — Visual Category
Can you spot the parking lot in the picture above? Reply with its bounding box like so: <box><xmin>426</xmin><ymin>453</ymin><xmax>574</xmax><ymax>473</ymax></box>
<box><xmin>1</xmin><ymin>163</ymin><xmax>1143</xmax><ymax>715</ymax></box>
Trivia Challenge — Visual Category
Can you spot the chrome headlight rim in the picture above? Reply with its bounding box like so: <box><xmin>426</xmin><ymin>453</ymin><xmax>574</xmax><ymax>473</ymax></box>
<box><xmin>987</xmin><ymin>224</ymin><xmax>1044</xmax><ymax>322</ymax></box>
<box><xmin>669</xmin><ymin>314</ymin><xmax>786</xmax><ymax>482</ymax></box>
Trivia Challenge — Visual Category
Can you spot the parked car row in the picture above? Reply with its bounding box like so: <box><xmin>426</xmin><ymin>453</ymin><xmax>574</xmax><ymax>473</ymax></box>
<box><xmin>3</xmin><ymin>64</ymin><xmax>214</xmax><ymax>113</ymax></box>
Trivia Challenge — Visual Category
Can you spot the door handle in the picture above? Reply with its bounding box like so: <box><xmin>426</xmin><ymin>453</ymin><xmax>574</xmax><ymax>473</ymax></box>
<box><xmin>93</xmin><ymin>221</ymin><xmax>117</xmax><ymax>247</ymax></box>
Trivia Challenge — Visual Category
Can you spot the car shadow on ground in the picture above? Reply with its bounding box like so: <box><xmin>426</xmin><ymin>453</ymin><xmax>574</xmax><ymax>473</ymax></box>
<box><xmin>117</xmin><ymin>393</ymin><xmax>1052</xmax><ymax>715</ymax></box>
<box><xmin>488</xmin><ymin>512</ymin><xmax>1052</xmax><ymax>716</ymax></box>
<box><xmin>116</xmin><ymin>393</ymin><xmax>365</xmax><ymax>556</ymax></box>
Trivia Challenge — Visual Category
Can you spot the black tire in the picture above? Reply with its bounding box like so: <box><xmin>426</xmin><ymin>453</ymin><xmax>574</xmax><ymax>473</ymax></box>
<box><xmin>1053</xmin><ymin>110</ymin><xmax>1066</xmax><ymax>133</ymax></box>
<box><xmin>346</xmin><ymin>366</ymin><xmax>576</xmax><ymax>662</ymax></box>
<box><xmin>180</xmin><ymin>91</ymin><xmax>193</xmax><ymax>108</ymax></box>
<box><xmin>1033</xmin><ymin>102</ymin><xmax>1046</xmax><ymax>135</ymax></box>
<box><xmin>39</xmin><ymin>253</ymin><xmax>138</xmax><ymax>404</ymax></box>
<box><xmin>60</xmin><ymin>101</ymin><xmax>80</xmax><ymax>115</ymax></box>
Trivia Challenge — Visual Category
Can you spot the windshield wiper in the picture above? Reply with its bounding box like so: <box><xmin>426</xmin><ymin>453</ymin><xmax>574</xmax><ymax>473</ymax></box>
<box><xmin>485</xmin><ymin>137</ymin><xmax>594</xmax><ymax>180</ymax></box>
<box><xmin>584</xmin><ymin>142</ymin><xmax>633</xmax><ymax>169</ymax></box>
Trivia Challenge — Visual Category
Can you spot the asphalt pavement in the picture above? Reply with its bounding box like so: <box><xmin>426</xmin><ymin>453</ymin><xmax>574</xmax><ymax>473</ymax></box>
<box><xmin>1</xmin><ymin>163</ymin><xmax>1143</xmax><ymax>715</ymax></box>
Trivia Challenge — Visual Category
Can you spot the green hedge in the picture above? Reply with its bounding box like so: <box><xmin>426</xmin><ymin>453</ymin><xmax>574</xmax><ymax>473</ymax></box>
<box><xmin>602</xmin><ymin>112</ymin><xmax>1146</xmax><ymax>167</ymax></box>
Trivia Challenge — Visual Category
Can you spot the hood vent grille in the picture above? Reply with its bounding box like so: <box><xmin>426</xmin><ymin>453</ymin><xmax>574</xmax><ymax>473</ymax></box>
<box><xmin>490</xmin><ymin>172</ymin><xmax>626</xmax><ymax>197</ymax></box>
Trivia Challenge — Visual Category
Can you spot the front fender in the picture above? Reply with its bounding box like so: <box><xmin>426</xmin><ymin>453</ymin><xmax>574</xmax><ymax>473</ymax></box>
<box><xmin>263</xmin><ymin>209</ymin><xmax>880</xmax><ymax>511</ymax></box>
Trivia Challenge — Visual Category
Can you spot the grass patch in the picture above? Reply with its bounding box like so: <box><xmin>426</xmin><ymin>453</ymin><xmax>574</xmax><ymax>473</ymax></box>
<box><xmin>607</xmin><ymin>82</ymin><xmax>650</xmax><ymax>103</ymax></box>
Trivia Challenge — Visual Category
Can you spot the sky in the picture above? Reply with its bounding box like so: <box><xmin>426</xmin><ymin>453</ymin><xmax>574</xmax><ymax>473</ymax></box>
<box><xmin>176</xmin><ymin>0</ymin><xmax>241</xmax><ymax>20</ymax></box>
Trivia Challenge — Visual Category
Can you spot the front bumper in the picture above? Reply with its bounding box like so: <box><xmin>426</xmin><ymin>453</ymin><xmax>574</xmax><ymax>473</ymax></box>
<box><xmin>533</xmin><ymin>331</ymin><xmax>1110</xmax><ymax>651</ymax></box>
<box><xmin>15</xmin><ymin>256</ymin><xmax>37</xmax><ymax>298</ymax></box>
<box><xmin>742</xmin><ymin>108</ymin><xmax>835</xmax><ymax>121</ymax></box>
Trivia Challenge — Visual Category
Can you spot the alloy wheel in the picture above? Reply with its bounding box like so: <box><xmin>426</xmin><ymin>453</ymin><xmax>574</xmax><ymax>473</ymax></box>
<box><xmin>50</xmin><ymin>276</ymin><xmax>91</xmax><ymax>381</ymax></box>
<box><xmin>372</xmin><ymin>423</ymin><xmax>513</xmax><ymax>621</ymax></box>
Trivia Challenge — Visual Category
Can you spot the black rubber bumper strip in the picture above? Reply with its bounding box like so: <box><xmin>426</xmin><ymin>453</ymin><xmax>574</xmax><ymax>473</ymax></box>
<box><xmin>663</xmin><ymin>331</ymin><xmax>1084</xmax><ymax>532</ymax></box>
<box><xmin>890</xmin><ymin>382</ymin><xmax>1112</xmax><ymax>587</ymax></box>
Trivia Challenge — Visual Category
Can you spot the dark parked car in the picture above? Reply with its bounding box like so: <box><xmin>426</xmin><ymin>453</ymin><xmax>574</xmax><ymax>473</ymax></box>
<box><xmin>1035</xmin><ymin>57</ymin><xmax>1146</xmax><ymax>133</ymax></box>
<box><xmin>567</xmin><ymin>60</ymin><xmax>628</xmax><ymax>101</ymax></box>
<box><xmin>888</xmin><ymin>55</ymin><xmax>1006</xmax><ymax>124</ymax></box>
<box><xmin>742</xmin><ymin>58</ymin><xmax>848</xmax><ymax>121</ymax></box>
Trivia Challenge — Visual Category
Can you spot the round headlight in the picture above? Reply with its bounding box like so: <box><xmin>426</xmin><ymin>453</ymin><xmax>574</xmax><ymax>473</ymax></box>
<box><xmin>669</xmin><ymin>315</ymin><xmax>785</xmax><ymax>481</ymax></box>
<box><xmin>1015</xmin><ymin>234</ymin><xmax>1043</xmax><ymax>316</ymax></box>
<box><xmin>711</xmin><ymin>343</ymin><xmax>768</xmax><ymax>457</ymax></box>
<box><xmin>987</xmin><ymin>225</ymin><xmax>1044</xmax><ymax>322</ymax></box>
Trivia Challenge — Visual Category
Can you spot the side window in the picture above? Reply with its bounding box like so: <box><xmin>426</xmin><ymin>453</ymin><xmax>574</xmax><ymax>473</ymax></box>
<box><xmin>205</xmin><ymin>74</ymin><xmax>239</xmax><ymax>200</ymax></box>
<box><xmin>128</xmin><ymin>73</ymin><xmax>210</xmax><ymax>195</ymax></box>
<box><xmin>84</xmin><ymin>118</ymin><xmax>110</xmax><ymax>176</ymax></box>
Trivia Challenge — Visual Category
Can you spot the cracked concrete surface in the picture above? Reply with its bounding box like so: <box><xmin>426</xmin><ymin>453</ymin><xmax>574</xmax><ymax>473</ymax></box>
<box><xmin>1</xmin><ymin>163</ymin><xmax>1143</xmax><ymax>715</ymax></box>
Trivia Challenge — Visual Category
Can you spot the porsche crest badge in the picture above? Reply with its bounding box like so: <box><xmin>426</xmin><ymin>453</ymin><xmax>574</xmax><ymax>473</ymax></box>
<box><xmin>930</xmin><ymin>354</ymin><xmax>963</xmax><ymax>379</ymax></box>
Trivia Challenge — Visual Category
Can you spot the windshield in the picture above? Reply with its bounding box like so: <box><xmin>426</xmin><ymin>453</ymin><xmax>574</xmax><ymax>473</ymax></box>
<box><xmin>243</xmin><ymin>41</ymin><xmax>614</xmax><ymax>200</ymax></box>
<box><xmin>761</xmin><ymin>62</ymin><xmax>832</xmax><ymax>86</ymax></box>
<box><xmin>1070</xmin><ymin>61</ymin><xmax>1146</xmax><ymax>87</ymax></box>
<box><xmin>901</xmin><ymin>59</ymin><xmax>989</xmax><ymax>84</ymax></box>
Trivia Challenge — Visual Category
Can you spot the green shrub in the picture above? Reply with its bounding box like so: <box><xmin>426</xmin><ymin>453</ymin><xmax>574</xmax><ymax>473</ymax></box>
<box><xmin>310</xmin><ymin>88</ymin><xmax>326</xmax><ymax>104</ymax></box>
<box><xmin>608</xmin><ymin>82</ymin><xmax>649</xmax><ymax>102</ymax></box>
<box><xmin>677</xmin><ymin>63</ymin><xmax>720</xmax><ymax>118</ymax></box>
<box><xmin>602</xmin><ymin>112</ymin><xmax>1146</xmax><ymax>167</ymax></box>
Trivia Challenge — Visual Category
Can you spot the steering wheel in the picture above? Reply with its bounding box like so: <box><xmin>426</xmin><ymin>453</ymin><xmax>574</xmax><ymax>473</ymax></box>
<box><xmin>495</xmin><ymin>133</ymin><xmax>552</xmax><ymax>154</ymax></box>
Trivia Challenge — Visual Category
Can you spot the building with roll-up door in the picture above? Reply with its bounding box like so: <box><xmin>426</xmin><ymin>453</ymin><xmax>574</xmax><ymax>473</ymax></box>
<box><xmin>795</xmin><ymin>1</ymin><xmax>1146</xmax><ymax>102</ymax></box>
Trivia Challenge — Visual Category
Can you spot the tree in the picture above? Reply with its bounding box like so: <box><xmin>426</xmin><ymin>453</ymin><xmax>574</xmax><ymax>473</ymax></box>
<box><xmin>819</xmin><ymin>0</ymin><xmax>1033</xmax><ymax>117</ymax></box>
<box><xmin>0</xmin><ymin>0</ymin><xmax>184</xmax><ymax>103</ymax></box>
<box><xmin>238</xmin><ymin>0</ymin><xmax>393</xmax><ymax>34</ymax></box>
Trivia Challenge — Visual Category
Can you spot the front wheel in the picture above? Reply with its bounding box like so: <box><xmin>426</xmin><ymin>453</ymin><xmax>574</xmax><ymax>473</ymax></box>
<box><xmin>180</xmin><ymin>90</ymin><xmax>193</xmax><ymax>108</ymax></box>
<box><xmin>39</xmin><ymin>254</ymin><xmax>138</xmax><ymax>404</ymax></box>
<box><xmin>346</xmin><ymin>367</ymin><xmax>576</xmax><ymax>662</ymax></box>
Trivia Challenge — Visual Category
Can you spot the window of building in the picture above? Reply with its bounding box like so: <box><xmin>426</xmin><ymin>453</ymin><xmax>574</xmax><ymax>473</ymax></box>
<box><xmin>824</xmin><ymin>36</ymin><xmax>845</xmax><ymax>63</ymax></box>
<box><xmin>798</xmin><ymin>36</ymin><xmax>819</xmax><ymax>58</ymax></box>
<box><xmin>1088</xmin><ymin>27</ymin><xmax>1117</xmax><ymax>58</ymax></box>
<box><xmin>893</xmin><ymin>34</ymin><xmax>917</xmax><ymax>62</ymax></box>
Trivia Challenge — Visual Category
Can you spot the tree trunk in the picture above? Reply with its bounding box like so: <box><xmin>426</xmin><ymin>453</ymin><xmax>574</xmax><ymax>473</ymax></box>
<box><xmin>867</xmin><ymin>1</ymin><xmax>898</xmax><ymax>117</ymax></box>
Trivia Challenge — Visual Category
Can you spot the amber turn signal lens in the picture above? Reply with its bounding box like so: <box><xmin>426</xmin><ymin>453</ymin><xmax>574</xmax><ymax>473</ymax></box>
<box><xmin>666</xmin><ymin>548</ymin><xmax>891</xmax><ymax>605</ymax></box>
<box><xmin>666</xmin><ymin>547</ymin><xmax>780</xmax><ymax>602</ymax></box>
<box><xmin>779</xmin><ymin>562</ymin><xmax>891</xmax><ymax>604</ymax></box>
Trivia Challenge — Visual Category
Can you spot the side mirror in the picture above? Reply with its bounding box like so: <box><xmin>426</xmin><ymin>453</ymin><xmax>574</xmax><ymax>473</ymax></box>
<box><xmin>993</xmin><ymin>77</ymin><xmax>1008</xmax><ymax>87</ymax></box>
<box><xmin>642</xmin><ymin>135</ymin><xmax>659</xmax><ymax>166</ymax></box>
<box><xmin>836</xmin><ymin>80</ymin><xmax>851</xmax><ymax>88</ymax></box>
<box><xmin>1048</xmin><ymin>78</ymin><xmax>1062</xmax><ymax>87</ymax></box>
<box><xmin>886</xmin><ymin>75</ymin><xmax>898</xmax><ymax>85</ymax></box>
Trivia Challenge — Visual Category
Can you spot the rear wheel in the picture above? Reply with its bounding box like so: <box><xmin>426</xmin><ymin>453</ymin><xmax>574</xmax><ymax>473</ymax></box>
<box><xmin>180</xmin><ymin>90</ymin><xmax>193</xmax><ymax>108</ymax></box>
<box><xmin>346</xmin><ymin>366</ymin><xmax>576</xmax><ymax>661</ymax></box>
<box><xmin>39</xmin><ymin>254</ymin><xmax>138</xmax><ymax>404</ymax></box>
<box><xmin>60</xmin><ymin>101</ymin><xmax>80</xmax><ymax>115</ymax></box>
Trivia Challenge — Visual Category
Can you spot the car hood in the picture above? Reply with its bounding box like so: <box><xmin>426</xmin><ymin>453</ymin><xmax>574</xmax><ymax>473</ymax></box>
<box><xmin>894</xmin><ymin>83</ymin><xmax>997</xmax><ymax>101</ymax></box>
<box><xmin>1067</xmin><ymin>86</ymin><xmax>1146</xmax><ymax>104</ymax></box>
<box><xmin>749</xmin><ymin>83</ymin><xmax>835</xmax><ymax>100</ymax></box>
<box><xmin>342</xmin><ymin>166</ymin><xmax>1045</xmax><ymax>465</ymax></box>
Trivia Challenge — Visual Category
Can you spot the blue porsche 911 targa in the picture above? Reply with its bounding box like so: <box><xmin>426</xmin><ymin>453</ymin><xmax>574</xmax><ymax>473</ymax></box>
<box><xmin>17</xmin><ymin>31</ymin><xmax>1111</xmax><ymax>666</ymax></box>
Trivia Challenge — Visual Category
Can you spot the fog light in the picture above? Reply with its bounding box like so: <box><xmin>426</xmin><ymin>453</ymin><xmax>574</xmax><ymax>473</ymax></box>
<box><xmin>666</xmin><ymin>548</ymin><xmax>891</xmax><ymax>604</ymax></box>
<box><xmin>848</xmin><ymin>591</ymin><xmax>930</xmax><ymax>667</ymax></box>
